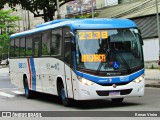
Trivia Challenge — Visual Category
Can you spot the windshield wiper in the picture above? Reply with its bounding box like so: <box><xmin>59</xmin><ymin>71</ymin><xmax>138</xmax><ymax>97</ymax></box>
<box><xmin>115</xmin><ymin>52</ymin><xmax>131</xmax><ymax>74</ymax></box>
<box><xmin>96</xmin><ymin>48</ymin><xmax>110</xmax><ymax>73</ymax></box>
<box><xmin>96</xmin><ymin>62</ymin><xmax>103</xmax><ymax>73</ymax></box>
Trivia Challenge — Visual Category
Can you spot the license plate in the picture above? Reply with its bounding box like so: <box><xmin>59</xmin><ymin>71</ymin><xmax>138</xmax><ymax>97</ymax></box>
<box><xmin>109</xmin><ymin>91</ymin><xmax>120</xmax><ymax>96</ymax></box>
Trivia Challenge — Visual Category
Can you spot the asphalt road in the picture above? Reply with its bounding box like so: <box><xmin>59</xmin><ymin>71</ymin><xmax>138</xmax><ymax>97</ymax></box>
<box><xmin>0</xmin><ymin>72</ymin><xmax>160</xmax><ymax>119</ymax></box>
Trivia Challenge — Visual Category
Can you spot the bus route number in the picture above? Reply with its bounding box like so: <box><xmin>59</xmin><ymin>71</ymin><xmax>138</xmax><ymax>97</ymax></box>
<box><xmin>81</xmin><ymin>54</ymin><xmax>106</xmax><ymax>62</ymax></box>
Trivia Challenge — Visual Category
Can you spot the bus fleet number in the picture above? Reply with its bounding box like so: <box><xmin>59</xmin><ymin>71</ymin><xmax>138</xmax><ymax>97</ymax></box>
<box><xmin>79</xmin><ymin>31</ymin><xmax>108</xmax><ymax>40</ymax></box>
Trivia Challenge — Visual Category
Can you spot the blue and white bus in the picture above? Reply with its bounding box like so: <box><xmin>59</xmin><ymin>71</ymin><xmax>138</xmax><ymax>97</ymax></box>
<box><xmin>10</xmin><ymin>18</ymin><xmax>144</xmax><ymax>106</ymax></box>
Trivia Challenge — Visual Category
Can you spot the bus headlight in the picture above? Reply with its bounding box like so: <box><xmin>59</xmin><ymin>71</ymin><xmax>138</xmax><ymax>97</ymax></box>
<box><xmin>133</xmin><ymin>75</ymin><xmax>144</xmax><ymax>83</ymax></box>
<box><xmin>77</xmin><ymin>76</ymin><xmax>95</xmax><ymax>86</ymax></box>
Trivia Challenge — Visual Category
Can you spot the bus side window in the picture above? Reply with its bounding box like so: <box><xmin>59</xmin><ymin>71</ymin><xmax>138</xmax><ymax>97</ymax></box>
<box><xmin>51</xmin><ymin>29</ymin><xmax>62</xmax><ymax>56</ymax></box>
<box><xmin>42</xmin><ymin>32</ymin><xmax>51</xmax><ymax>56</ymax></box>
<box><xmin>64</xmin><ymin>37</ymin><xmax>71</xmax><ymax>65</ymax></box>
<box><xmin>20</xmin><ymin>37</ymin><xmax>25</xmax><ymax>57</ymax></box>
<box><xmin>15</xmin><ymin>38</ymin><xmax>20</xmax><ymax>57</ymax></box>
<box><xmin>26</xmin><ymin>36</ymin><xmax>33</xmax><ymax>57</ymax></box>
<box><xmin>63</xmin><ymin>27</ymin><xmax>72</xmax><ymax>66</ymax></box>
<box><xmin>33</xmin><ymin>34</ymin><xmax>41</xmax><ymax>57</ymax></box>
<box><xmin>10</xmin><ymin>39</ymin><xmax>15</xmax><ymax>58</ymax></box>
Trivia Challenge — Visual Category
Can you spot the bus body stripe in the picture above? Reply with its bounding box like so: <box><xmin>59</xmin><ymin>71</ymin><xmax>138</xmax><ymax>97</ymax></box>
<box><xmin>27</xmin><ymin>58</ymin><xmax>32</xmax><ymax>89</ymax></box>
<box><xmin>30</xmin><ymin>58</ymin><xmax>36</xmax><ymax>91</ymax></box>
<box><xmin>75</xmin><ymin>69</ymin><xmax>144</xmax><ymax>84</ymax></box>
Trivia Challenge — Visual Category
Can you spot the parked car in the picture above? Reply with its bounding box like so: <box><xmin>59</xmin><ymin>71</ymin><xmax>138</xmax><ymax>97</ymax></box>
<box><xmin>1</xmin><ymin>59</ymin><xmax>9</xmax><ymax>65</ymax></box>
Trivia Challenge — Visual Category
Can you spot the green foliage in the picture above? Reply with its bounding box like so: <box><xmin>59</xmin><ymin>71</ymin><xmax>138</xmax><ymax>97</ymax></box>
<box><xmin>25</xmin><ymin>49</ymin><xmax>32</xmax><ymax>56</ymax></box>
<box><xmin>73</xmin><ymin>12</ymin><xmax>99</xmax><ymax>19</ymax></box>
<box><xmin>0</xmin><ymin>0</ymin><xmax>74</xmax><ymax>22</ymax></box>
<box><xmin>42</xmin><ymin>43</ymin><xmax>49</xmax><ymax>55</ymax></box>
<box><xmin>0</xmin><ymin>10</ymin><xmax>20</xmax><ymax>59</ymax></box>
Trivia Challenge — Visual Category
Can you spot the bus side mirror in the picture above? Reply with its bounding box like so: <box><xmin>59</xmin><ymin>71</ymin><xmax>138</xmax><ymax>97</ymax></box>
<box><xmin>158</xmin><ymin>60</ymin><xmax>160</xmax><ymax>65</ymax></box>
<box><xmin>71</xmin><ymin>42</ymin><xmax>76</xmax><ymax>51</ymax></box>
<box><xmin>139</xmin><ymin>35</ymin><xmax>144</xmax><ymax>45</ymax></box>
<box><xmin>70</xmin><ymin>32</ymin><xmax>75</xmax><ymax>37</ymax></box>
<box><xmin>69</xmin><ymin>32</ymin><xmax>76</xmax><ymax>51</ymax></box>
<box><xmin>138</xmin><ymin>29</ymin><xmax>143</xmax><ymax>45</ymax></box>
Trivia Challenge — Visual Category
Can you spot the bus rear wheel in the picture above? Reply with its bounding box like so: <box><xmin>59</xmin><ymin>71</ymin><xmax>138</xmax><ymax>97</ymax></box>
<box><xmin>24</xmin><ymin>77</ymin><xmax>32</xmax><ymax>99</ymax></box>
<box><xmin>59</xmin><ymin>84</ymin><xmax>71</xmax><ymax>107</ymax></box>
<box><xmin>111</xmin><ymin>98</ymin><xmax>124</xmax><ymax>103</ymax></box>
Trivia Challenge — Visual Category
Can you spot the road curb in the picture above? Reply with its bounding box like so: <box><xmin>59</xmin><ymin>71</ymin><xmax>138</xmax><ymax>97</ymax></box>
<box><xmin>145</xmin><ymin>84</ymin><xmax>160</xmax><ymax>88</ymax></box>
<box><xmin>145</xmin><ymin>78</ymin><xmax>160</xmax><ymax>81</ymax></box>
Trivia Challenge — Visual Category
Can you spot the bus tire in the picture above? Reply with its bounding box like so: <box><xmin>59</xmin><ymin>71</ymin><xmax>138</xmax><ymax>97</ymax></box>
<box><xmin>111</xmin><ymin>98</ymin><xmax>124</xmax><ymax>103</ymax></box>
<box><xmin>24</xmin><ymin>77</ymin><xmax>32</xmax><ymax>99</ymax></box>
<box><xmin>60</xmin><ymin>84</ymin><xmax>71</xmax><ymax>107</ymax></box>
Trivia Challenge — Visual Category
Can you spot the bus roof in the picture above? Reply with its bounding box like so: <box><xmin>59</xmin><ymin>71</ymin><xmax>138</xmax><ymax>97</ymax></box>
<box><xmin>10</xmin><ymin>18</ymin><xmax>137</xmax><ymax>38</ymax></box>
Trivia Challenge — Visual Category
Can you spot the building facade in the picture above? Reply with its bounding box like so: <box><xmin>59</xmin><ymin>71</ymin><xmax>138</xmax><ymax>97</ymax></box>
<box><xmin>99</xmin><ymin>0</ymin><xmax>160</xmax><ymax>68</ymax></box>
<box><xmin>118</xmin><ymin>0</ymin><xmax>139</xmax><ymax>4</ymax></box>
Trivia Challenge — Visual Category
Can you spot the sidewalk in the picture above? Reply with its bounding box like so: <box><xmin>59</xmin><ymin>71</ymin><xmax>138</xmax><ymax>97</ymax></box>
<box><xmin>0</xmin><ymin>66</ymin><xmax>160</xmax><ymax>88</ymax></box>
<box><xmin>0</xmin><ymin>67</ymin><xmax>9</xmax><ymax>76</ymax></box>
<box><xmin>145</xmin><ymin>69</ymin><xmax>160</xmax><ymax>88</ymax></box>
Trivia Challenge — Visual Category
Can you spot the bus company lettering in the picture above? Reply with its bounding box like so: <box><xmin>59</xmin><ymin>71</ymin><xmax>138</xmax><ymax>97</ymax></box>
<box><xmin>46</xmin><ymin>63</ymin><xmax>51</xmax><ymax>70</ymax></box>
<box><xmin>107</xmin><ymin>72</ymin><xmax>121</xmax><ymax>76</ymax></box>
<box><xmin>51</xmin><ymin>63</ymin><xmax>60</xmax><ymax>71</ymax></box>
<box><xmin>120</xmin><ymin>76</ymin><xmax>129</xmax><ymax>82</ymax></box>
<box><xmin>46</xmin><ymin>63</ymin><xmax>60</xmax><ymax>71</ymax></box>
<box><xmin>98</xmin><ymin>78</ymin><xmax>112</xmax><ymax>83</ymax></box>
<box><xmin>18</xmin><ymin>63</ymin><xmax>27</xmax><ymax>68</ymax></box>
<box><xmin>81</xmin><ymin>54</ymin><xmax>106</xmax><ymax>62</ymax></box>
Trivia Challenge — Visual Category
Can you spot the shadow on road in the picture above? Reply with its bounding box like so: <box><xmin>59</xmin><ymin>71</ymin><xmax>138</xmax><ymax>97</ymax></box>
<box><xmin>23</xmin><ymin>91</ymin><xmax>142</xmax><ymax>110</ymax></box>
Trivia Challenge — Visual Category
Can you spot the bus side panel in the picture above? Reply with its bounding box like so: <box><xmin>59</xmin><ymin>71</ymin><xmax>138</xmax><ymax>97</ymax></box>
<box><xmin>9</xmin><ymin>59</ymin><xmax>29</xmax><ymax>89</ymax></box>
<box><xmin>31</xmin><ymin>58</ymin><xmax>42</xmax><ymax>92</ymax></box>
<box><xmin>9</xmin><ymin>57</ymin><xmax>74</xmax><ymax>98</ymax></box>
<box><xmin>64</xmin><ymin>64</ymin><xmax>73</xmax><ymax>99</ymax></box>
<box><xmin>39</xmin><ymin>58</ymin><xmax>65</xmax><ymax>96</ymax></box>
<box><xmin>71</xmin><ymin>71</ymin><xmax>78</xmax><ymax>100</ymax></box>
<box><xmin>9</xmin><ymin>58</ymin><xmax>43</xmax><ymax>92</ymax></box>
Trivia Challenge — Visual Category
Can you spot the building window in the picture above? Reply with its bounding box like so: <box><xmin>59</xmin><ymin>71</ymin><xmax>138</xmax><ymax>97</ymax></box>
<box><xmin>51</xmin><ymin>29</ymin><xmax>62</xmax><ymax>56</ymax></box>
<box><xmin>26</xmin><ymin>36</ymin><xmax>32</xmax><ymax>56</ymax></box>
<box><xmin>42</xmin><ymin>32</ymin><xmax>51</xmax><ymax>56</ymax></box>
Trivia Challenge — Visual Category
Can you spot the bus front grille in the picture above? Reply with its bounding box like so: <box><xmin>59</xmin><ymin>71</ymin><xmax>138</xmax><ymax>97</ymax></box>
<box><xmin>96</xmin><ymin>89</ymin><xmax>132</xmax><ymax>96</ymax></box>
<box><xmin>97</xmin><ymin>82</ymin><xmax>130</xmax><ymax>86</ymax></box>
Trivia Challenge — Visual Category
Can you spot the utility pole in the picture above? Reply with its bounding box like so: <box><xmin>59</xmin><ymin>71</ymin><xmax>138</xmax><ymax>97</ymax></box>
<box><xmin>156</xmin><ymin>0</ymin><xmax>160</xmax><ymax>61</ymax></box>
<box><xmin>21</xmin><ymin>8</ymin><xmax>25</xmax><ymax>31</ymax></box>
<box><xmin>91</xmin><ymin>0</ymin><xmax>94</xmax><ymax>18</ymax></box>
<box><xmin>24</xmin><ymin>9</ymin><xmax>27</xmax><ymax>30</ymax></box>
<box><xmin>18</xmin><ymin>20</ymin><xmax>20</xmax><ymax>32</ymax></box>
<box><xmin>56</xmin><ymin>0</ymin><xmax>61</xmax><ymax>19</ymax></box>
<box><xmin>27</xmin><ymin>11</ymin><xmax>30</xmax><ymax>30</ymax></box>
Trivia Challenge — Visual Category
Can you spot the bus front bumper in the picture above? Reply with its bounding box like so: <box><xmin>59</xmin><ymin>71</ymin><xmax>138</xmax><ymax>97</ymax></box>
<box><xmin>73</xmin><ymin>79</ymin><xmax>144</xmax><ymax>100</ymax></box>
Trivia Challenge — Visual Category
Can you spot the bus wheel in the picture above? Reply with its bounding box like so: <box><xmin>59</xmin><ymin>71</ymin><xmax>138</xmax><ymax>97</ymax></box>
<box><xmin>111</xmin><ymin>98</ymin><xmax>124</xmax><ymax>103</ymax></box>
<box><xmin>24</xmin><ymin>77</ymin><xmax>32</xmax><ymax>99</ymax></box>
<box><xmin>60</xmin><ymin>84</ymin><xmax>71</xmax><ymax>107</ymax></box>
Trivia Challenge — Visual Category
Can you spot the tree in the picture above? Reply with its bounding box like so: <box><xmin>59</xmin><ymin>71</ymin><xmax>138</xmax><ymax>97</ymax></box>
<box><xmin>0</xmin><ymin>10</ymin><xmax>20</xmax><ymax>59</ymax></box>
<box><xmin>0</xmin><ymin>0</ymin><xmax>74</xmax><ymax>22</ymax></box>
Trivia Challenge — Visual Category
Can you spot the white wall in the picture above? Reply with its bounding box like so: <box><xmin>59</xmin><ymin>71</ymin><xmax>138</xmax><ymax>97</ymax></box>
<box><xmin>105</xmin><ymin>0</ymin><xmax>118</xmax><ymax>6</ymax></box>
<box><xmin>143</xmin><ymin>38</ymin><xmax>159</xmax><ymax>61</ymax></box>
<box><xmin>96</xmin><ymin>0</ymin><xmax>105</xmax><ymax>9</ymax></box>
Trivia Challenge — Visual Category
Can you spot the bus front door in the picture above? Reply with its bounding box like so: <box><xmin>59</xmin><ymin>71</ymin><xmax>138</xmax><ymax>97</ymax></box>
<box><xmin>64</xmin><ymin>36</ymin><xmax>74</xmax><ymax>99</ymax></box>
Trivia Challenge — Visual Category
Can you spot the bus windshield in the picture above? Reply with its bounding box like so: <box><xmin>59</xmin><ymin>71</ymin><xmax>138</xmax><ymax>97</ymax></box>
<box><xmin>76</xmin><ymin>28</ymin><xmax>143</xmax><ymax>72</ymax></box>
